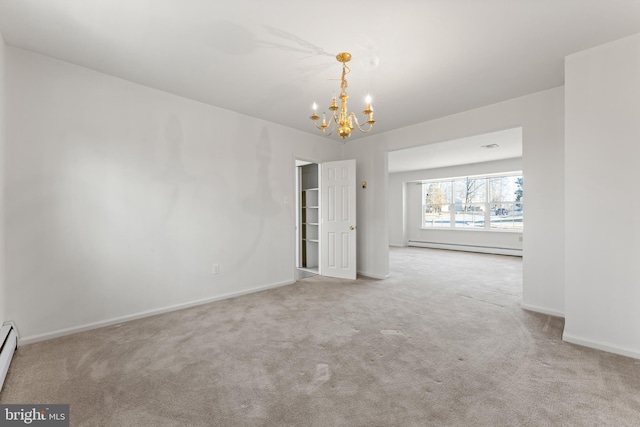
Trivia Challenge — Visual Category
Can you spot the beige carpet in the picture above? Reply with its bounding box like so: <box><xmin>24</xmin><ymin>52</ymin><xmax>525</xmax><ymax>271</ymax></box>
<box><xmin>2</xmin><ymin>247</ymin><xmax>639</xmax><ymax>426</ymax></box>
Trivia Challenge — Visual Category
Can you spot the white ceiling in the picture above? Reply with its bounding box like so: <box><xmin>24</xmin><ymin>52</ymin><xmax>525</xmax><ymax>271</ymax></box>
<box><xmin>388</xmin><ymin>127</ymin><xmax>522</xmax><ymax>173</ymax></box>
<box><xmin>1</xmin><ymin>0</ymin><xmax>640</xmax><ymax>143</ymax></box>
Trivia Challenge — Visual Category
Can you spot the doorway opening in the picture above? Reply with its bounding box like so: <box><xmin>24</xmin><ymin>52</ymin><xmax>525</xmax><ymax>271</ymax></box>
<box><xmin>296</xmin><ymin>160</ymin><xmax>320</xmax><ymax>279</ymax></box>
<box><xmin>294</xmin><ymin>158</ymin><xmax>358</xmax><ymax>281</ymax></box>
<box><xmin>387</xmin><ymin>127</ymin><xmax>523</xmax><ymax>256</ymax></box>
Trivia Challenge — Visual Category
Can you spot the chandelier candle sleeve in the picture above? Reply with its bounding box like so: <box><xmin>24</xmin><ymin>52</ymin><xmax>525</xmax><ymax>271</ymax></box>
<box><xmin>309</xmin><ymin>52</ymin><xmax>376</xmax><ymax>140</ymax></box>
<box><xmin>365</xmin><ymin>95</ymin><xmax>372</xmax><ymax>113</ymax></box>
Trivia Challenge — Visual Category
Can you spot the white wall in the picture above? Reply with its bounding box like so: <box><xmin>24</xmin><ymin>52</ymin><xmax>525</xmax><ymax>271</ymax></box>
<box><xmin>0</xmin><ymin>33</ymin><xmax>6</xmax><ymax>325</ymax></box>
<box><xmin>341</xmin><ymin>139</ymin><xmax>390</xmax><ymax>279</ymax></box>
<box><xmin>389</xmin><ymin>158</ymin><xmax>523</xmax><ymax>250</ymax></box>
<box><xmin>564</xmin><ymin>33</ymin><xmax>640</xmax><ymax>359</ymax></box>
<box><xmin>344</xmin><ymin>87</ymin><xmax>565</xmax><ymax>315</ymax></box>
<box><xmin>5</xmin><ymin>48</ymin><xmax>341</xmax><ymax>342</ymax></box>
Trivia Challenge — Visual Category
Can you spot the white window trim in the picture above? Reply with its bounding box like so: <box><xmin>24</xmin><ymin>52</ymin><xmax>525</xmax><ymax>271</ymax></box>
<box><xmin>422</xmin><ymin>173</ymin><xmax>523</xmax><ymax>232</ymax></box>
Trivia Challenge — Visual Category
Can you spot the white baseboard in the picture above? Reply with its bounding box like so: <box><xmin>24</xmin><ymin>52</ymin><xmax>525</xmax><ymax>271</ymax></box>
<box><xmin>521</xmin><ymin>303</ymin><xmax>565</xmax><ymax>318</ymax></box>
<box><xmin>19</xmin><ymin>279</ymin><xmax>295</xmax><ymax>345</ymax></box>
<box><xmin>562</xmin><ymin>333</ymin><xmax>640</xmax><ymax>360</ymax></box>
<box><xmin>357</xmin><ymin>271</ymin><xmax>390</xmax><ymax>280</ymax></box>
<box><xmin>408</xmin><ymin>241</ymin><xmax>522</xmax><ymax>257</ymax></box>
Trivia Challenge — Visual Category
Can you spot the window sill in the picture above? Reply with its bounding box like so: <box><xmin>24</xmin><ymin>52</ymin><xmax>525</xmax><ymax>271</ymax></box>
<box><xmin>420</xmin><ymin>227</ymin><xmax>522</xmax><ymax>233</ymax></box>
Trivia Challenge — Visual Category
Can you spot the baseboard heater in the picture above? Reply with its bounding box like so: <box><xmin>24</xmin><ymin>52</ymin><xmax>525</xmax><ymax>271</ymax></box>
<box><xmin>408</xmin><ymin>240</ymin><xmax>522</xmax><ymax>257</ymax></box>
<box><xmin>0</xmin><ymin>321</ymin><xmax>19</xmax><ymax>393</ymax></box>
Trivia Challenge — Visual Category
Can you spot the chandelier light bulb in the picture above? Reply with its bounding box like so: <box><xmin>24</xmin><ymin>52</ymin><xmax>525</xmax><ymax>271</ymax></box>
<box><xmin>309</xmin><ymin>102</ymin><xmax>320</xmax><ymax>121</ymax></box>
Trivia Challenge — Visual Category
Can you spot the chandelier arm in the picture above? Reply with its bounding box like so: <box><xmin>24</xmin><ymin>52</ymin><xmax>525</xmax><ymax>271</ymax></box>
<box><xmin>356</xmin><ymin>124</ymin><xmax>375</xmax><ymax>133</ymax></box>
<box><xmin>311</xmin><ymin>121</ymin><xmax>333</xmax><ymax>136</ymax></box>
<box><xmin>351</xmin><ymin>114</ymin><xmax>375</xmax><ymax>132</ymax></box>
<box><xmin>311</xmin><ymin>109</ymin><xmax>340</xmax><ymax>128</ymax></box>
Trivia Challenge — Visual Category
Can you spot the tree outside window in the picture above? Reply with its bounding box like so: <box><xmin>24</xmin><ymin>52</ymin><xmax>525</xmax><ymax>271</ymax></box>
<box><xmin>423</xmin><ymin>173</ymin><xmax>523</xmax><ymax>231</ymax></box>
<box><xmin>423</xmin><ymin>181</ymin><xmax>452</xmax><ymax>227</ymax></box>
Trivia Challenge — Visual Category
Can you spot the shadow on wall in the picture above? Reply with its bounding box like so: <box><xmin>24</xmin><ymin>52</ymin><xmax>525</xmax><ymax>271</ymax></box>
<box><xmin>242</xmin><ymin>127</ymin><xmax>280</xmax><ymax>218</ymax></box>
<box><xmin>225</xmin><ymin>126</ymin><xmax>281</xmax><ymax>272</ymax></box>
<box><xmin>157</xmin><ymin>117</ymin><xmax>283</xmax><ymax>279</ymax></box>
<box><xmin>158</xmin><ymin>114</ymin><xmax>195</xmax><ymax>223</ymax></box>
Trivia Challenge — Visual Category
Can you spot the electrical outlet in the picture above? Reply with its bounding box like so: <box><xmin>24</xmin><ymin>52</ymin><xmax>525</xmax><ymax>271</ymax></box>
<box><xmin>212</xmin><ymin>264</ymin><xmax>220</xmax><ymax>275</ymax></box>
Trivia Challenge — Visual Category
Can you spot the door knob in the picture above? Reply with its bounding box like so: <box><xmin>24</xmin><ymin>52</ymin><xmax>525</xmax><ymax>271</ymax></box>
<box><xmin>350</xmin><ymin>225</ymin><xmax>356</xmax><ymax>230</ymax></box>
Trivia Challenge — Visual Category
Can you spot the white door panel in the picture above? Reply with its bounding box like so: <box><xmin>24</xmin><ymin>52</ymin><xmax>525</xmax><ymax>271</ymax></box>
<box><xmin>321</xmin><ymin>159</ymin><xmax>356</xmax><ymax>279</ymax></box>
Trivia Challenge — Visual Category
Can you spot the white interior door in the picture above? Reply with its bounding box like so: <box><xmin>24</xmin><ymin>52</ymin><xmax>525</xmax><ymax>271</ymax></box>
<box><xmin>321</xmin><ymin>159</ymin><xmax>357</xmax><ymax>279</ymax></box>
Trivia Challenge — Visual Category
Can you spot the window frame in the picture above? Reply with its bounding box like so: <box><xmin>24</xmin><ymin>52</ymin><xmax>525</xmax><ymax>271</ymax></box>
<box><xmin>422</xmin><ymin>172</ymin><xmax>523</xmax><ymax>232</ymax></box>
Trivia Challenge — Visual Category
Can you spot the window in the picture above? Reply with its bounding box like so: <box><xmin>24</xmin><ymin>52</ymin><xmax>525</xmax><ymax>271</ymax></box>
<box><xmin>424</xmin><ymin>181</ymin><xmax>452</xmax><ymax>228</ymax></box>
<box><xmin>422</xmin><ymin>173</ymin><xmax>523</xmax><ymax>231</ymax></box>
